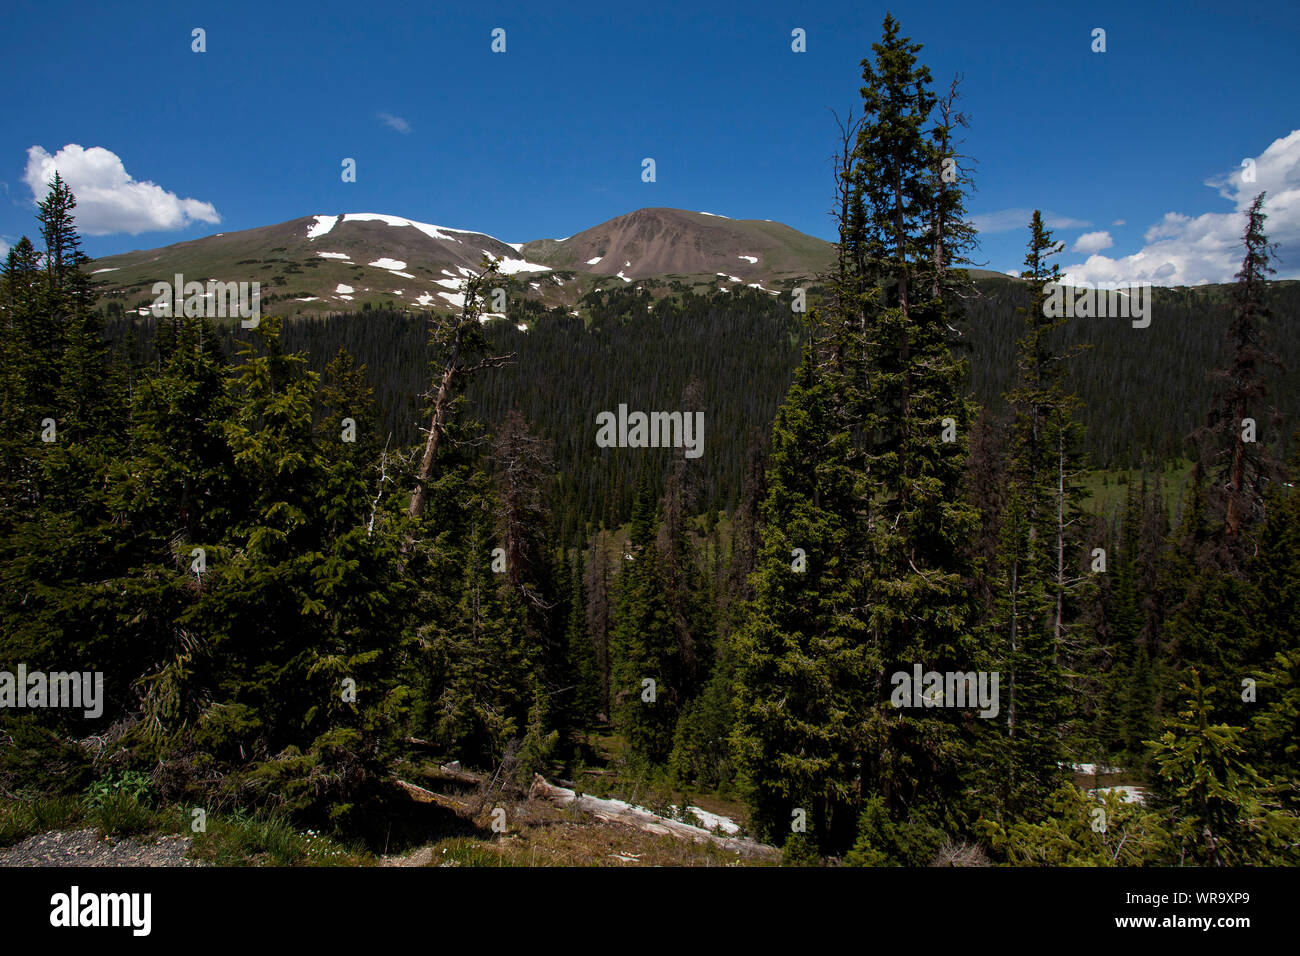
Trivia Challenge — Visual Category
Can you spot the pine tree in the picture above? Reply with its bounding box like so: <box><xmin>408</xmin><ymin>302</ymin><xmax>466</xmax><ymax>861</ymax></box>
<box><xmin>987</xmin><ymin>212</ymin><xmax>1087</xmax><ymax>813</ymax></box>
<box><xmin>732</xmin><ymin>344</ymin><xmax>868</xmax><ymax>848</ymax></box>
<box><xmin>611</xmin><ymin>480</ymin><xmax>678</xmax><ymax>763</ymax></box>
<box><xmin>562</xmin><ymin>549</ymin><xmax>599</xmax><ymax>732</ymax></box>
<box><xmin>584</xmin><ymin>530</ymin><xmax>614</xmax><ymax>722</ymax></box>
<box><xmin>1167</xmin><ymin>196</ymin><xmax>1284</xmax><ymax>718</ymax></box>
<box><xmin>1148</xmin><ymin>670</ymin><xmax>1298</xmax><ymax>865</ymax></box>
<box><xmin>849</xmin><ymin>16</ymin><xmax>984</xmax><ymax>828</ymax></box>
<box><xmin>1191</xmin><ymin>192</ymin><xmax>1283</xmax><ymax>569</ymax></box>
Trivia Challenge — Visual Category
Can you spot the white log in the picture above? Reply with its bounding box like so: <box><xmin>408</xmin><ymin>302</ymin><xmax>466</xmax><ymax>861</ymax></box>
<box><xmin>528</xmin><ymin>774</ymin><xmax>779</xmax><ymax>860</ymax></box>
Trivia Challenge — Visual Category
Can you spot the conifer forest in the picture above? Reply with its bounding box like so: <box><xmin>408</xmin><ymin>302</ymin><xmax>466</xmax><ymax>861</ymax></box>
<box><xmin>1</xmin><ymin>7</ymin><xmax>1297</xmax><ymax>922</ymax></box>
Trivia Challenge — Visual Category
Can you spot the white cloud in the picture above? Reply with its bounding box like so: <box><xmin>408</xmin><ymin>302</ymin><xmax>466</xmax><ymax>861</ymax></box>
<box><xmin>24</xmin><ymin>144</ymin><xmax>220</xmax><ymax>236</ymax></box>
<box><xmin>1112</xmin><ymin>219</ymin><xmax>1126</xmax><ymax>226</ymax></box>
<box><xmin>972</xmin><ymin>208</ymin><xmax>1091</xmax><ymax>234</ymax></box>
<box><xmin>0</xmin><ymin>238</ymin><xmax>8</xmax><ymax>258</ymax></box>
<box><xmin>1061</xmin><ymin>129</ymin><xmax>1300</xmax><ymax>287</ymax></box>
<box><xmin>1073</xmin><ymin>230</ymin><xmax>1114</xmax><ymax>255</ymax></box>
<box><xmin>378</xmin><ymin>112</ymin><xmax>411</xmax><ymax>134</ymax></box>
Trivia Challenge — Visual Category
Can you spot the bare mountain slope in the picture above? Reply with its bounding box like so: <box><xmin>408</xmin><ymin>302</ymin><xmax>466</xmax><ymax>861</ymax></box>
<box><xmin>521</xmin><ymin>207</ymin><xmax>834</xmax><ymax>283</ymax></box>
<box><xmin>88</xmin><ymin>213</ymin><xmax>555</xmax><ymax>316</ymax></box>
<box><xmin>85</xmin><ymin>208</ymin><xmax>842</xmax><ymax>316</ymax></box>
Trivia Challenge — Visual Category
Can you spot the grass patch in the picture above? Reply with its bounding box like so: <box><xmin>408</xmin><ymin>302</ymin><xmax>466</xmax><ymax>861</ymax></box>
<box><xmin>0</xmin><ymin>795</ymin><xmax>85</xmax><ymax>847</ymax></box>
<box><xmin>426</xmin><ymin>836</ymin><xmax>522</xmax><ymax>867</ymax></box>
<box><xmin>189</xmin><ymin>810</ymin><xmax>370</xmax><ymax>866</ymax></box>
<box><xmin>89</xmin><ymin>792</ymin><xmax>157</xmax><ymax>838</ymax></box>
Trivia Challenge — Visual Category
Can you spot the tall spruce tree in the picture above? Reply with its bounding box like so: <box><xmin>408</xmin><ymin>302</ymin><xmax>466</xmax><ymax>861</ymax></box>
<box><xmin>987</xmin><ymin>212</ymin><xmax>1084</xmax><ymax>813</ymax></box>
<box><xmin>849</xmin><ymin>15</ymin><xmax>984</xmax><ymax>832</ymax></box>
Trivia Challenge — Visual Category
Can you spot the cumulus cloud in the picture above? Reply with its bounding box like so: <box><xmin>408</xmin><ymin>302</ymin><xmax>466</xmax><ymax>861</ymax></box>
<box><xmin>1060</xmin><ymin>129</ymin><xmax>1300</xmax><ymax>287</ymax></box>
<box><xmin>24</xmin><ymin>144</ymin><xmax>220</xmax><ymax>236</ymax></box>
<box><xmin>1073</xmin><ymin>230</ymin><xmax>1114</xmax><ymax>255</ymax></box>
<box><xmin>377</xmin><ymin>112</ymin><xmax>411</xmax><ymax>133</ymax></box>
<box><xmin>972</xmin><ymin>208</ymin><xmax>1090</xmax><ymax>234</ymax></box>
<box><xmin>1112</xmin><ymin>219</ymin><xmax>1126</xmax><ymax>226</ymax></box>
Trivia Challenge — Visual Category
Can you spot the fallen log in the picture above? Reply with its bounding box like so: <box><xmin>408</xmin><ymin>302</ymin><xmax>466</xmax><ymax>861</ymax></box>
<box><xmin>528</xmin><ymin>774</ymin><xmax>779</xmax><ymax>861</ymax></box>
<box><xmin>433</xmin><ymin>762</ymin><xmax>485</xmax><ymax>786</ymax></box>
<box><xmin>395</xmin><ymin>778</ymin><xmax>472</xmax><ymax>812</ymax></box>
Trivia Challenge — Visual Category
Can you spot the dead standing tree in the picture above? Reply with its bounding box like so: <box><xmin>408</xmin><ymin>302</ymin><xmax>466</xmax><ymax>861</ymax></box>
<box><xmin>407</xmin><ymin>258</ymin><xmax>515</xmax><ymax>521</ymax></box>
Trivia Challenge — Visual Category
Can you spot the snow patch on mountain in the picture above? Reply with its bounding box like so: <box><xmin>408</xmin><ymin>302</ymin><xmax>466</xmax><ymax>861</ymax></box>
<box><xmin>339</xmin><ymin>213</ymin><xmax>467</xmax><ymax>243</ymax></box>
<box><xmin>738</xmin><ymin>255</ymin><xmax>757</xmax><ymax>264</ymax></box>
<box><xmin>586</xmin><ymin>256</ymin><xmax>603</xmax><ymax>265</ymax></box>
<box><xmin>307</xmin><ymin>215</ymin><xmax>339</xmax><ymax>239</ymax></box>
<box><xmin>368</xmin><ymin>258</ymin><xmax>407</xmax><ymax>270</ymax></box>
<box><xmin>335</xmin><ymin>283</ymin><xmax>354</xmax><ymax>294</ymax></box>
<box><xmin>483</xmin><ymin>250</ymin><xmax>550</xmax><ymax>275</ymax></box>
<box><xmin>317</xmin><ymin>252</ymin><xmax>350</xmax><ymax>260</ymax></box>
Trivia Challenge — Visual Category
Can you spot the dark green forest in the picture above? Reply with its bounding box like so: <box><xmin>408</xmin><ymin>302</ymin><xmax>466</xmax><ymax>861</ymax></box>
<box><xmin>3</xmin><ymin>15</ymin><xmax>1298</xmax><ymax>866</ymax></box>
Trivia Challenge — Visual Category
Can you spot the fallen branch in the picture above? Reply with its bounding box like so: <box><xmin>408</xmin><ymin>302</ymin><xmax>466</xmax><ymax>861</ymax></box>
<box><xmin>395</xmin><ymin>778</ymin><xmax>472</xmax><ymax>812</ymax></box>
<box><xmin>528</xmin><ymin>774</ymin><xmax>779</xmax><ymax>861</ymax></box>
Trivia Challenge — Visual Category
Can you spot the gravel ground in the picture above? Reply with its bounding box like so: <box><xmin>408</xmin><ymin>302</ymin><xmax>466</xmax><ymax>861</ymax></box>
<box><xmin>0</xmin><ymin>828</ymin><xmax>205</xmax><ymax>867</ymax></box>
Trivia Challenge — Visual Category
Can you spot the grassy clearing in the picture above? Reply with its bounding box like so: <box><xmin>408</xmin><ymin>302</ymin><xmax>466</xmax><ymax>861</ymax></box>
<box><xmin>1079</xmin><ymin>459</ymin><xmax>1194</xmax><ymax>520</ymax></box>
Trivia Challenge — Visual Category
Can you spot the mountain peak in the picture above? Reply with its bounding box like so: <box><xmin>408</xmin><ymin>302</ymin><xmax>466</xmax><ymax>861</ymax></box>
<box><xmin>520</xmin><ymin>207</ymin><xmax>832</xmax><ymax>280</ymax></box>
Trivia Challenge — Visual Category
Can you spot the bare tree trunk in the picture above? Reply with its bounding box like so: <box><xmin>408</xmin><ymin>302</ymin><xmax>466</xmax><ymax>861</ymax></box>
<box><xmin>1055</xmin><ymin>427</ymin><xmax>1066</xmax><ymax>664</ymax></box>
<box><xmin>1226</xmin><ymin>397</ymin><xmax>1247</xmax><ymax>538</ymax></box>
<box><xmin>406</xmin><ymin>264</ymin><xmax>513</xmax><ymax>521</ymax></box>
<box><xmin>1008</xmin><ymin>556</ymin><xmax>1018</xmax><ymax>739</ymax></box>
<box><xmin>408</xmin><ymin>356</ymin><xmax>460</xmax><ymax>519</ymax></box>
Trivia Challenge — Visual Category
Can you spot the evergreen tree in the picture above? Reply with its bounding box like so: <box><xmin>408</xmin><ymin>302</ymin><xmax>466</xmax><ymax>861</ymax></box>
<box><xmin>1148</xmin><ymin>671</ymin><xmax>1298</xmax><ymax>865</ymax></box>
<box><xmin>611</xmin><ymin>480</ymin><xmax>678</xmax><ymax>763</ymax></box>
<box><xmin>849</xmin><ymin>16</ymin><xmax>984</xmax><ymax>831</ymax></box>
<box><xmin>1191</xmin><ymin>192</ymin><xmax>1283</xmax><ymax>569</ymax></box>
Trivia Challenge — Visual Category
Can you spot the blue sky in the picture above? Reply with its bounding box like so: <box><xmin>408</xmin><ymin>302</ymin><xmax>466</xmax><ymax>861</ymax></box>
<box><xmin>2</xmin><ymin>0</ymin><xmax>1297</xmax><ymax>283</ymax></box>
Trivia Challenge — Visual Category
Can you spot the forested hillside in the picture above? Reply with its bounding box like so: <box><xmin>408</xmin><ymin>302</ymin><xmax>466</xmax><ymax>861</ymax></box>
<box><xmin>105</xmin><ymin>276</ymin><xmax>1300</xmax><ymax>541</ymax></box>
<box><xmin>3</xmin><ymin>14</ymin><xmax>1297</xmax><ymax>869</ymax></box>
